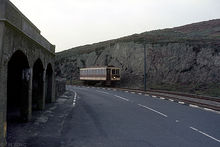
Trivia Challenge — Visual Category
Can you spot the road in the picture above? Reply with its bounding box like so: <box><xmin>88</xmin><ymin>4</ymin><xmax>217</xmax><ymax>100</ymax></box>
<box><xmin>7</xmin><ymin>85</ymin><xmax>220</xmax><ymax>147</ymax></box>
<box><xmin>61</xmin><ymin>85</ymin><xmax>220</xmax><ymax>147</ymax></box>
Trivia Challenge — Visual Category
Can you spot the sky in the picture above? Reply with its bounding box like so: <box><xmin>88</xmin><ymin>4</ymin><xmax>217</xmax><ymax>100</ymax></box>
<box><xmin>9</xmin><ymin>0</ymin><xmax>220</xmax><ymax>52</ymax></box>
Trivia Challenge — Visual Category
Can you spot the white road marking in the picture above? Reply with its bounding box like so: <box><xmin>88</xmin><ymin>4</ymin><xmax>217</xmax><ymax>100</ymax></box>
<box><xmin>189</xmin><ymin>104</ymin><xmax>199</xmax><ymax>108</ymax></box>
<box><xmin>160</xmin><ymin>97</ymin><xmax>165</xmax><ymax>100</ymax></box>
<box><xmin>138</xmin><ymin>104</ymin><xmax>168</xmax><ymax>118</ymax></box>
<box><xmin>175</xmin><ymin>120</ymin><xmax>180</xmax><ymax>123</ymax></box>
<box><xmin>204</xmin><ymin>108</ymin><xmax>213</xmax><ymax>112</ymax></box>
<box><xmin>113</xmin><ymin>89</ymin><xmax>116</xmax><ymax>91</ymax></box>
<box><xmin>152</xmin><ymin>95</ymin><xmax>157</xmax><ymax>98</ymax></box>
<box><xmin>102</xmin><ymin>88</ymin><xmax>105</xmax><ymax>90</ymax></box>
<box><xmin>178</xmin><ymin>101</ymin><xmax>185</xmax><ymax>104</ymax></box>
<box><xmin>188</xmin><ymin>105</ymin><xmax>220</xmax><ymax>114</ymax></box>
<box><xmin>138</xmin><ymin>93</ymin><xmax>142</xmax><ymax>95</ymax></box>
<box><xmin>131</xmin><ymin>92</ymin><xmax>135</xmax><ymax>94</ymax></box>
<box><xmin>190</xmin><ymin>126</ymin><xmax>220</xmax><ymax>143</ymax></box>
<box><xmin>74</xmin><ymin>92</ymin><xmax>77</xmax><ymax>99</ymax></box>
<box><xmin>203</xmin><ymin>108</ymin><xmax>220</xmax><ymax>114</ymax></box>
<box><xmin>125</xmin><ymin>91</ymin><xmax>129</xmax><ymax>93</ymax></box>
<box><xmin>145</xmin><ymin>94</ymin><xmax>149</xmax><ymax>96</ymax></box>
<box><xmin>114</xmin><ymin>95</ymin><xmax>129</xmax><ymax>101</ymax></box>
<box><xmin>96</xmin><ymin>90</ymin><xmax>109</xmax><ymax>95</ymax></box>
<box><xmin>73</xmin><ymin>92</ymin><xmax>77</xmax><ymax>107</ymax></box>
<box><xmin>169</xmin><ymin>99</ymin><xmax>174</xmax><ymax>102</ymax></box>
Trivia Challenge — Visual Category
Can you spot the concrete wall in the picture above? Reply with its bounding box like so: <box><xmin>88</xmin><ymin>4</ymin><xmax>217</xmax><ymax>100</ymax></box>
<box><xmin>4</xmin><ymin>0</ymin><xmax>55</xmax><ymax>53</ymax></box>
<box><xmin>0</xmin><ymin>0</ymin><xmax>55</xmax><ymax>146</ymax></box>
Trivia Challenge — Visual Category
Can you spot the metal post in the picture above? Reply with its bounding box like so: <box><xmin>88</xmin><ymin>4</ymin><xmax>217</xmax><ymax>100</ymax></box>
<box><xmin>144</xmin><ymin>42</ymin><xmax>146</xmax><ymax>91</ymax></box>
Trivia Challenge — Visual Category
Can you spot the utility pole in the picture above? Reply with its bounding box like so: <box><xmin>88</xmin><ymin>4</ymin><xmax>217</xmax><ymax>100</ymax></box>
<box><xmin>144</xmin><ymin>42</ymin><xmax>147</xmax><ymax>91</ymax></box>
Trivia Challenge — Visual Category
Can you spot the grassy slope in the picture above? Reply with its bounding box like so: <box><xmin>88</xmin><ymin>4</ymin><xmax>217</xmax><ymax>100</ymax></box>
<box><xmin>56</xmin><ymin>19</ymin><xmax>220</xmax><ymax>58</ymax></box>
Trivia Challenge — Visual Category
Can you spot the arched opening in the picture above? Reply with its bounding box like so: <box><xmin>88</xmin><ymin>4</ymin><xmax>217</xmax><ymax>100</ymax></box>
<box><xmin>32</xmin><ymin>59</ymin><xmax>44</xmax><ymax>110</ymax></box>
<box><xmin>7</xmin><ymin>50</ymin><xmax>30</xmax><ymax>123</ymax></box>
<box><xmin>45</xmin><ymin>63</ymin><xmax>53</xmax><ymax>103</ymax></box>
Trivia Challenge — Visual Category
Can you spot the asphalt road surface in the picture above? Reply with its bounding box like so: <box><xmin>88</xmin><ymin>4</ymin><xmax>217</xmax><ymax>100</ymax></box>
<box><xmin>7</xmin><ymin>85</ymin><xmax>220</xmax><ymax>147</ymax></box>
<box><xmin>61</xmin><ymin>85</ymin><xmax>220</xmax><ymax>147</ymax></box>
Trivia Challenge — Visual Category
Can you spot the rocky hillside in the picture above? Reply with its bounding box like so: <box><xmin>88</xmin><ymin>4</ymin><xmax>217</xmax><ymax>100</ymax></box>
<box><xmin>55</xmin><ymin>19</ymin><xmax>220</xmax><ymax>97</ymax></box>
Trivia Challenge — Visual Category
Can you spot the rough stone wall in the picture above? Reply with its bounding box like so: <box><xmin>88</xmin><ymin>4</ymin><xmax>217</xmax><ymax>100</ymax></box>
<box><xmin>56</xmin><ymin>41</ymin><xmax>220</xmax><ymax>95</ymax></box>
<box><xmin>146</xmin><ymin>43</ymin><xmax>220</xmax><ymax>85</ymax></box>
<box><xmin>55</xmin><ymin>78</ymin><xmax>66</xmax><ymax>98</ymax></box>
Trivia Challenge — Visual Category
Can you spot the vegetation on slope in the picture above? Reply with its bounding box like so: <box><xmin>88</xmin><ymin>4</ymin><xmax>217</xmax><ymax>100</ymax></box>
<box><xmin>56</xmin><ymin>19</ymin><xmax>220</xmax><ymax>59</ymax></box>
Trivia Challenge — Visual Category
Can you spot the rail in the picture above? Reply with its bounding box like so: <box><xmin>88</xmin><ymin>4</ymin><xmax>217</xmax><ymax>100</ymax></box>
<box><xmin>113</xmin><ymin>87</ymin><xmax>220</xmax><ymax>111</ymax></box>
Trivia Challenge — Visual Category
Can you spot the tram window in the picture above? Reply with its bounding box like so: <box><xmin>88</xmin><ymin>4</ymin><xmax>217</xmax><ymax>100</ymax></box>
<box><xmin>116</xmin><ymin>69</ymin><xmax>119</xmax><ymax>75</ymax></box>
<box><xmin>112</xmin><ymin>69</ymin><xmax>115</xmax><ymax>74</ymax></box>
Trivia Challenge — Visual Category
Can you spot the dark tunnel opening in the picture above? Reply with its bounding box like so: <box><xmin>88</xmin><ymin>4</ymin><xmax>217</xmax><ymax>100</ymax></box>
<box><xmin>32</xmin><ymin>59</ymin><xmax>44</xmax><ymax>110</ymax></box>
<box><xmin>7</xmin><ymin>51</ymin><xmax>30</xmax><ymax>123</ymax></box>
<box><xmin>45</xmin><ymin>64</ymin><xmax>53</xmax><ymax>104</ymax></box>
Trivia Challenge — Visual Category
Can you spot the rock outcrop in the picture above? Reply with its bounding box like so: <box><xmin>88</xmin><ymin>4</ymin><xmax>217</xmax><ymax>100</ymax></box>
<box><xmin>55</xmin><ymin>19</ymin><xmax>220</xmax><ymax>97</ymax></box>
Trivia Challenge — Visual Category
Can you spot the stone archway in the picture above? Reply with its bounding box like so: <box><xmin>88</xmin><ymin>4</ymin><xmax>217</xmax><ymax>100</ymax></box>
<box><xmin>7</xmin><ymin>50</ymin><xmax>30</xmax><ymax>123</ymax></box>
<box><xmin>45</xmin><ymin>63</ymin><xmax>53</xmax><ymax>103</ymax></box>
<box><xmin>32</xmin><ymin>59</ymin><xmax>44</xmax><ymax>110</ymax></box>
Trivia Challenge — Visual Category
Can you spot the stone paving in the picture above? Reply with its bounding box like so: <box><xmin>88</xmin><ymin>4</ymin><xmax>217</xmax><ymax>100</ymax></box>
<box><xmin>6</xmin><ymin>90</ymin><xmax>75</xmax><ymax>147</ymax></box>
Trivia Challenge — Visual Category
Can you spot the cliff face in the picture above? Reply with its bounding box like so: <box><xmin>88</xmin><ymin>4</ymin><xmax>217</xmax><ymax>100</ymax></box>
<box><xmin>55</xmin><ymin>19</ymin><xmax>220</xmax><ymax>97</ymax></box>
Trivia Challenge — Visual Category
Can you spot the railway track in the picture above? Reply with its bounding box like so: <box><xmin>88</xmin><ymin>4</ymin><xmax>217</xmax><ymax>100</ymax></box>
<box><xmin>148</xmin><ymin>89</ymin><xmax>220</xmax><ymax>103</ymax></box>
<box><xmin>112</xmin><ymin>87</ymin><xmax>220</xmax><ymax>112</ymax></box>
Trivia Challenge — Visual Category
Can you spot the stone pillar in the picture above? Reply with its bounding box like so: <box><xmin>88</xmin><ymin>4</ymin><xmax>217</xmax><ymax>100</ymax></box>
<box><xmin>0</xmin><ymin>64</ymin><xmax>8</xmax><ymax>147</ymax></box>
<box><xmin>0</xmin><ymin>13</ymin><xmax>6</xmax><ymax>146</ymax></box>
<box><xmin>39</xmin><ymin>69</ymin><xmax>46</xmax><ymax>110</ymax></box>
<box><xmin>51</xmin><ymin>71</ymin><xmax>56</xmax><ymax>102</ymax></box>
<box><xmin>0</xmin><ymin>112</ymin><xmax>6</xmax><ymax>147</ymax></box>
<box><xmin>27</xmin><ymin>68</ymin><xmax>33</xmax><ymax>121</ymax></box>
